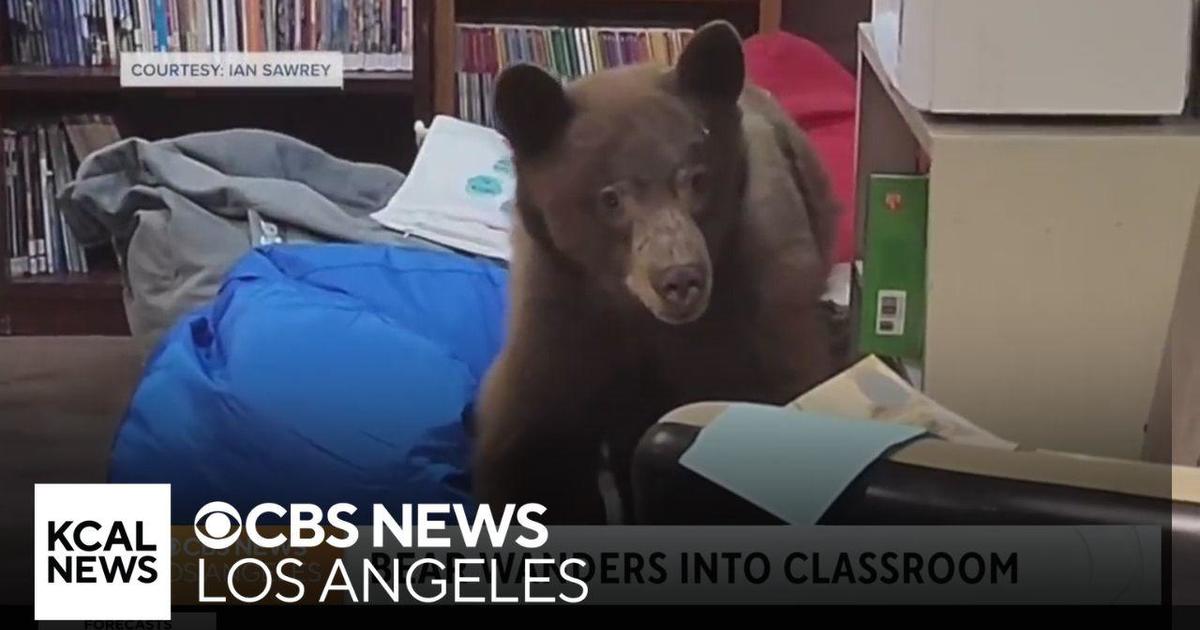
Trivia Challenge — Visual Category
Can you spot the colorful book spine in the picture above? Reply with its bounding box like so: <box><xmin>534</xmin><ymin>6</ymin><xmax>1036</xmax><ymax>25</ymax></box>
<box><xmin>2</xmin><ymin>117</ymin><xmax>122</xmax><ymax>277</ymax></box>
<box><xmin>3</xmin><ymin>0</ymin><xmax>411</xmax><ymax>68</ymax></box>
<box><xmin>454</xmin><ymin>22</ymin><xmax>696</xmax><ymax>126</ymax></box>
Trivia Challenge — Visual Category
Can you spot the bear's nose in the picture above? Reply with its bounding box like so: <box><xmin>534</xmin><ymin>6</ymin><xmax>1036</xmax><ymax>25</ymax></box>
<box><xmin>652</xmin><ymin>264</ymin><xmax>706</xmax><ymax>310</ymax></box>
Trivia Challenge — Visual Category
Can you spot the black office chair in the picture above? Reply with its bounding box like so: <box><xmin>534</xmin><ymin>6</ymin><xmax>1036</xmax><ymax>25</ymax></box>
<box><xmin>631</xmin><ymin>402</ymin><xmax>1200</xmax><ymax>600</ymax></box>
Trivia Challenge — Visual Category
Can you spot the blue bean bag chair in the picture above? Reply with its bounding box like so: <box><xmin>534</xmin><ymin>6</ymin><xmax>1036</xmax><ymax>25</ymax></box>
<box><xmin>108</xmin><ymin>244</ymin><xmax>508</xmax><ymax>523</ymax></box>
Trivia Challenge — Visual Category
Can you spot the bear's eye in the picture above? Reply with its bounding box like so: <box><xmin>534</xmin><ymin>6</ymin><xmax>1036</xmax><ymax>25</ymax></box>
<box><xmin>598</xmin><ymin>188</ymin><xmax>622</xmax><ymax>212</ymax></box>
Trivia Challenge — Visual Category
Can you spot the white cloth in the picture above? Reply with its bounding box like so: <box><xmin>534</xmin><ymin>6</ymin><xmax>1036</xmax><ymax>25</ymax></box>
<box><xmin>372</xmin><ymin>116</ymin><xmax>515</xmax><ymax>260</ymax></box>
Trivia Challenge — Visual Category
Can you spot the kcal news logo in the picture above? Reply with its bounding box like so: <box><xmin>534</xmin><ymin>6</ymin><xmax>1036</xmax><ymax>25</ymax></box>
<box><xmin>34</xmin><ymin>484</ymin><xmax>171</xmax><ymax>621</ymax></box>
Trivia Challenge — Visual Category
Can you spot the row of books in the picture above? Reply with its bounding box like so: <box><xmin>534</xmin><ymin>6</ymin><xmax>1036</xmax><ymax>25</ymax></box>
<box><xmin>2</xmin><ymin>116</ymin><xmax>120</xmax><ymax>277</ymax></box>
<box><xmin>456</xmin><ymin>23</ymin><xmax>697</xmax><ymax>127</ymax></box>
<box><xmin>4</xmin><ymin>0</ymin><xmax>414</xmax><ymax>71</ymax></box>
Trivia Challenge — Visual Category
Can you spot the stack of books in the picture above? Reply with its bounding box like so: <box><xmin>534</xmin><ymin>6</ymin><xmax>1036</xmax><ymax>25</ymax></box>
<box><xmin>456</xmin><ymin>23</ymin><xmax>696</xmax><ymax>127</ymax></box>
<box><xmin>3</xmin><ymin>0</ymin><xmax>414</xmax><ymax>71</ymax></box>
<box><xmin>2</xmin><ymin>115</ymin><xmax>120</xmax><ymax>278</ymax></box>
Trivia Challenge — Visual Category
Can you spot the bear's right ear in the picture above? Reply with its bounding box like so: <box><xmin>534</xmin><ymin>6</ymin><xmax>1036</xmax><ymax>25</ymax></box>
<box><xmin>675</xmin><ymin>20</ymin><xmax>744</xmax><ymax>104</ymax></box>
<box><xmin>495</xmin><ymin>64</ymin><xmax>572</xmax><ymax>159</ymax></box>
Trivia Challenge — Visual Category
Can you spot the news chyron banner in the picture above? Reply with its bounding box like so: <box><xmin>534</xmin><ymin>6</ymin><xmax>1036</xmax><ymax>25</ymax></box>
<box><xmin>33</xmin><ymin>483</ymin><xmax>1160</xmax><ymax>620</ymax></box>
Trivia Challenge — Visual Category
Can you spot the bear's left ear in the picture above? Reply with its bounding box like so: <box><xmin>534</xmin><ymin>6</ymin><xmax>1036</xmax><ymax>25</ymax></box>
<box><xmin>674</xmin><ymin>20</ymin><xmax>745</xmax><ymax>104</ymax></box>
<box><xmin>495</xmin><ymin>64</ymin><xmax>573</xmax><ymax>159</ymax></box>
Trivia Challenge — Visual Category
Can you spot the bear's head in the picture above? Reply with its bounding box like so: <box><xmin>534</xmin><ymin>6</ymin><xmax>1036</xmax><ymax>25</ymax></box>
<box><xmin>495</xmin><ymin>21</ymin><xmax>748</xmax><ymax>325</ymax></box>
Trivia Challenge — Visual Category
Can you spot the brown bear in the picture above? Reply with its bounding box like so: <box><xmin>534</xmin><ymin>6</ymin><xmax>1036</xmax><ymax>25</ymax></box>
<box><xmin>473</xmin><ymin>20</ymin><xmax>841</xmax><ymax>524</ymax></box>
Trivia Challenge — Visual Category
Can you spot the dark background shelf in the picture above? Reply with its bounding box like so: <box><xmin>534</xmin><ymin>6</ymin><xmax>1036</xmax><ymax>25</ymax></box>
<box><xmin>0</xmin><ymin>0</ymin><xmax>869</xmax><ymax>337</ymax></box>
<box><xmin>0</xmin><ymin>272</ymin><xmax>128</xmax><ymax>336</ymax></box>
<box><xmin>0</xmin><ymin>0</ymin><xmax>440</xmax><ymax>336</ymax></box>
<box><xmin>6</xmin><ymin>271</ymin><xmax>123</xmax><ymax>298</ymax></box>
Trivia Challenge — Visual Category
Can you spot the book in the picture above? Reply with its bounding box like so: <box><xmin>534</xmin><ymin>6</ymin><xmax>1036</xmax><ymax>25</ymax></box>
<box><xmin>2</xmin><ymin>0</ymin><xmax>412</xmax><ymax>70</ymax></box>
<box><xmin>454</xmin><ymin>22</ymin><xmax>697</xmax><ymax>126</ymax></box>
<box><xmin>37</xmin><ymin>126</ymin><xmax>58</xmax><ymax>274</ymax></box>
<box><xmin>47</xmin><ymin>124</ymin><xmax>85</xmax><ymax>273</ymax></box>
<box><xmin>2</xmin><ymin>130</ymin><xmax>27</xmax><ymax>278</ymax></box>
<box><xmin>20</xmin><ymin>133</ymin><xmax>42</xmax><ymax>274</ymax></box>
<box><xmin>2</xmin><ymin>116</ymin><xmax>118</xmax><ymax>278</ymax></box>
<box><xmin>857</xmin><ymin>174</ymin><xmax>929</xmax><ymax>361</ymax></box>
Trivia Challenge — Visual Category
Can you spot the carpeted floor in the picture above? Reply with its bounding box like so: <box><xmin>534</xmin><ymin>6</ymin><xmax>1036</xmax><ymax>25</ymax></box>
<box><xmin>0</xmin><ymin>335</ymin><xmax>143</xmax><ymax>605</ymax></box>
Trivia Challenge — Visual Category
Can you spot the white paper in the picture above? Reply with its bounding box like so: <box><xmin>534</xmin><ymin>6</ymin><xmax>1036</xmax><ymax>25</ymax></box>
<box><xmin>792</xmin><ymin>355</ymin><xmax>1018</xmax><ymax>451</ymax></box>
<box><xmin>373</xmin><ymin>115</ymin><xmax>515</xmax><ymax>260</ymax></box>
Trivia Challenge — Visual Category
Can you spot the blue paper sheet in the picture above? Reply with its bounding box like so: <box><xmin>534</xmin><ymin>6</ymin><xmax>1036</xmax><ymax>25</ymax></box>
<box><xmin>678</xmin><ymin>403</ymin><xmax>926</xmax><ymax>524</ymax></box>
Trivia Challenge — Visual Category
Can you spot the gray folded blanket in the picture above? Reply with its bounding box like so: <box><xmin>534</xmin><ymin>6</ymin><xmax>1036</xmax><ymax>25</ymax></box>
<box><xmin>60</xmin><ymin>127</ymin><xmax>447</xmax><ymax>353</ymax></box>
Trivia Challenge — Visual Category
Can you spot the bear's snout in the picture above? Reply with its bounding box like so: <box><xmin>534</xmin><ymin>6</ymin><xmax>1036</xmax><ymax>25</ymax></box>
<box><xmin>623</xmin><ymin>206</ymin><xmax>714</xmax><ymax>325</ymax></box>
<box><xmin>652</xmin><ymin>264</ymin><xmax>707</xmax><ymax>313</ymax></box>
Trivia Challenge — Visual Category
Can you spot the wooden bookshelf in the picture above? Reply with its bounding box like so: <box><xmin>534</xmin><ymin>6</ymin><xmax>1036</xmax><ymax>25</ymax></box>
<box><xmin>0</xmin><ymin>0</ymin><xmax>779</xmax><ymax>337</ymax></box>
<box><xmin>430</xmin><ymin>0</ymin><xmax>781</xmax><ymax>116</ymax></box>
<box><xmin>0</xmin><ymin>65</ymin><xmax>416</xmax><ymax>94</ymax></box>
<box><xmin>7</xmin><ymin>270</ymin><xmax>123</xmax><ymax>297</ymax></box>
<box><xmin>0</xmin><ymin>271</ymin><xmax>126</xmax><ymax>335</ymax></box>
<box><xmin>0</xmin><ymin>1</ymin><xmax>437</xmax><ymax>337</ymax></box>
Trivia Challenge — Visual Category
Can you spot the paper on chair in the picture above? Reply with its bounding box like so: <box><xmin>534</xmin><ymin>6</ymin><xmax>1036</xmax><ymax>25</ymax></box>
<box><xmin>791</xmin><ymin>355</ymin><xmax>1018</xmax><ymax>450</ymax></box>
<box><xmin>678</xmin><ymin>402</ymin><xmax>926</xmax><ymax>524</ymax></box>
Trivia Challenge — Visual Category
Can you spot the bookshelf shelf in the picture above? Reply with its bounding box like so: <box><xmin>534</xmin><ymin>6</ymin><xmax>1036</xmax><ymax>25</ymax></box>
<box><xmin>431</xmin><ymin>0</ymin><xmax>781</xmax><ymax>116</ymax></box>
<box><xmin>0</xmin><ymin>65</ymin><xmax>127</xmax><ymax>92</ymax></box>
<box><xmin>0</xmin><ymin>66</ymin><xmax>415</xmax><ymax>94</ymax></box>
<box><xmin>0</xmin><ymin>271</ymin><xmax>127</xmax><ymax>336</ymax></box>
<box><xmin>5</xmin><ymin>271</ymin><xmax>123</xmax><ymax>300</ymax></box>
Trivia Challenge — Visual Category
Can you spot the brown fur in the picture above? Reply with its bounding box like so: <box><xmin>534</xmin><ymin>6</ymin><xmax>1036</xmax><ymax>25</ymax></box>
<box><xmin>474</xmin><ymin>22</ymin><xmax>840</xmax><ymax>524</ymax></box>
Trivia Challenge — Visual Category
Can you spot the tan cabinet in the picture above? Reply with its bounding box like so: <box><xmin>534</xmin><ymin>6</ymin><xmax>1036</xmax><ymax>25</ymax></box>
<box><xmin>855</xmin><ymin>24</ymin><xmax>1200</xmax><ymax>460</ymax></box>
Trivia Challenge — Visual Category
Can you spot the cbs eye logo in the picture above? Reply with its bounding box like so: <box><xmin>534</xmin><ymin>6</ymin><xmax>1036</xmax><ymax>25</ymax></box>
<box><xmin>193</xmin><ymin>501</ymin><xmax>242</xmax><ymax>549</ymax></box>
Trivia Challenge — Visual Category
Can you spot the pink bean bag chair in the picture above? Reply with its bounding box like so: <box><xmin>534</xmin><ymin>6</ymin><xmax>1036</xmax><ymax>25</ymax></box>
<box><xmin>744</xmin><ymin>32</ymin><xmax>858</xmax><ymax>264</ymax></box>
